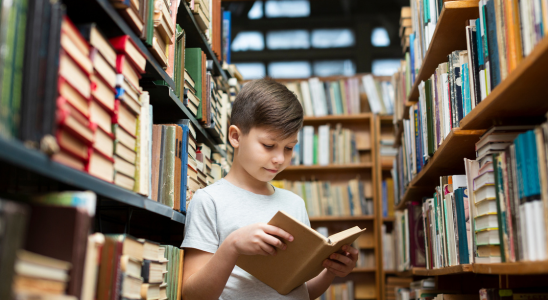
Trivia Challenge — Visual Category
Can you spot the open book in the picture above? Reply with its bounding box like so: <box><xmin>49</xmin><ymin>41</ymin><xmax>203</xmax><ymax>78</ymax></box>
<box><xmin>236</xmin><ymin>211</ymin><xmax>366</xmax><ymax>295</ymax></box>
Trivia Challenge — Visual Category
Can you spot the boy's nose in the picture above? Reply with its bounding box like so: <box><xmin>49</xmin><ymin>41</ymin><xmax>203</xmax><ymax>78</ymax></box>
<box><xmin>272</xmin><ymin>151</ymin><xmax>285</xmax><ymax>165</ymax></box>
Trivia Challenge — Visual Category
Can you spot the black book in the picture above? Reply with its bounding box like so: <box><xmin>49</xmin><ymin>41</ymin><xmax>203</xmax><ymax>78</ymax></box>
<box><xmin>467</xmin><ymin>25</ymin><xmax>482</xmax><ymax>107</ymax></box>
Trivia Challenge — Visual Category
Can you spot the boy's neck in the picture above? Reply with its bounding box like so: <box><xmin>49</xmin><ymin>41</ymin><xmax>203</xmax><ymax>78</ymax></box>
<box><xmin>224</xmin><ymin>159</ymin><xmax>274</xmax><ymax>196</ymax></box>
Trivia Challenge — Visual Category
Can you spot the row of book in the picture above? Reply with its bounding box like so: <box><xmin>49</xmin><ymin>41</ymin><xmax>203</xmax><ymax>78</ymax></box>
<box><xmin>292</xmin><ymin>124</ymin><xmax>362</xmax><ymax>166</ymax></box>
<box><xmin>271</xmin><ymin>179</ymin><xmax>374</xmax><ymax>217</ymax></box>
<box><xmin>0</xmin><ymin>193</ymin><xmax>184</xmax><ymax>300</ymax></box>
<box><xmin>382</xmin><ymin>224</ymin><xmax>396</xmax><ymax>271</ymax></box>
<box><xmin>393</xmin><ymin>122</ymin><xmax>548</xmax><ymax>269</ymax></box>
<box><xmin>382</xmin><ymin>178</ymin><xmax>396</xmax><ymax>218</ymax></box>
<box><xmin>280</xmin><ymin>75</ymin><xmax>395</xmax><ymax>117</ymax></box>
<box><xmin>397</xmin><ymin>0</ymin><xmax>548</xmax><ymax>122</ymax></box>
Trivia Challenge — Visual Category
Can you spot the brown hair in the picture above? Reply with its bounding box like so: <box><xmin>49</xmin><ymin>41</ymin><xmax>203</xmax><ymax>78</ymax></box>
<box><xmin>231</xmin><ymin>78</ymin><xmax>303</xmax><ymax>139</ymax></box>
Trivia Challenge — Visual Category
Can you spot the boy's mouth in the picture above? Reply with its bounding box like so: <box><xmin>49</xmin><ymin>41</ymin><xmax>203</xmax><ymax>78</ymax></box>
<box><xmin>263</xmin><ymin>167</ymin><xmax>278</xmax><ymax>174</ymax></box>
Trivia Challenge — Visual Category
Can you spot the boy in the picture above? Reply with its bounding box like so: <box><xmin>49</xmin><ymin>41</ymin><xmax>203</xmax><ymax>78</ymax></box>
<box><xmin>182</xmin><ymin>79</ymin><xmax>359</xmax><ymax>299</ymax></box>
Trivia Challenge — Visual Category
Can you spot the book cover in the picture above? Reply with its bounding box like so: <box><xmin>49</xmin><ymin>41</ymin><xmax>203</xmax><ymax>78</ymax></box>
<box><xmin>485</xmin><ymin>0</ymin><xmax>501</xmax><ymax>89</ymax></box>
<box><xmin>236</xmin><ymin>211</ymin><xmax>365</xmax><ymax>295</ymax></box>
<box><xmin>160</xmin><ymin>125</ymin><xmax>176</xmax><ymax>208</ymax></box>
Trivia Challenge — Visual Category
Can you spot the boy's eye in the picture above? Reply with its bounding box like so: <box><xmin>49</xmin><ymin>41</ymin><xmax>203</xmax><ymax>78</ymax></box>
<box><xmin>263</xmin><ymin>144</ymin><xmax>274</xmax><ymax>149</ymax></box>
<box><xmin>285</xmin><ymin>147</ymin><xmax>294</xmax><ymax>151</ymax></box>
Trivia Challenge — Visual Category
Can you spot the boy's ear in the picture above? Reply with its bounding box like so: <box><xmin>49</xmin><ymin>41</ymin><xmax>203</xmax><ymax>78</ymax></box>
<box><xmin>228</xmin><ymin>125</ymin><xmax>242</xmax><ymax>148</ymax></box>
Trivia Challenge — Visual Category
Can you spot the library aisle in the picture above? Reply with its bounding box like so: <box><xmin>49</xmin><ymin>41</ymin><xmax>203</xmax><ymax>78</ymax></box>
<box><xmin>1</xmin><ymin>0</ymin><xmax>548</xmax><ymax>300</ymax></box>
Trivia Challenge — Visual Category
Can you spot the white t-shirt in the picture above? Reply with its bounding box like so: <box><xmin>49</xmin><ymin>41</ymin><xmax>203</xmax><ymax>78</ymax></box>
<box><xmin>181</xmin><ymin>178</ymin><xmax>311</xmax><ymax>300</ymax></box>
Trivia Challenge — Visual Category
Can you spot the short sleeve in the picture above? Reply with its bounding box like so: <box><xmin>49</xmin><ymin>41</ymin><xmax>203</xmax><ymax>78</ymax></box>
<box><xmin>181</xmin><ymin>190</ymin><xmax>219</xmax><ymax>253</ymax></box>
<box><xmin>302</xmin><ymin>203</ymin><xmax>311</xmax><ymax>228</ymax></box>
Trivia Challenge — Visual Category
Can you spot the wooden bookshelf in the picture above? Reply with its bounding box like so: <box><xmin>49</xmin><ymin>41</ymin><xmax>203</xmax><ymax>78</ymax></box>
<box><xmin>459</xmin><ymin>36</ymin><xmax>548</xmax><ymax>130</ymax></box>
<box><xmin>395</xmin><ymin>186</ymin><xmax>434</xmax><ymax>211</ymax></box>
<box><xmin>309</xmin><ymin>215</ymin><xmax>375</xmax><ymax>222</ymax></box>
<box><xmin>407</xmin><ymin>0</ymin><xmax>480</xmax><ymax>102</ymax></box>
<box><xmin>413</xmin><ymin>264</ymin><xmax>473</xmax><ymax>276</ymax></box>
<box><xmin>473</xmin><ymin>261</ymin><xmax>548</xmax><ymax>275</ymax></box>
<box><xmin>394</xmin><ymin>129</ymin><xmax>485</xmax><ymax>210</ymax></box>
<box><xmin>382</xmin><ymin>217</ymin><xmax>396</xmax><ymax>222</ymax></box>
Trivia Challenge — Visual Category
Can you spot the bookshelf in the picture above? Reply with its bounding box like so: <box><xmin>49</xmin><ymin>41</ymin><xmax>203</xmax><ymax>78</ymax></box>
<box><xmin>387</xmin><ymin>0</ymin><xmax>548</xmax><ymax>297</ymax></box>
<box><xmin>406</xmin><ymin>0</ymin><xmax>480</xmax><ymax>102</ymax></box>
<box><xmin>275</xmin><ymin>113</ymin><xmax>380</xmax><ymax>300</ymax></box>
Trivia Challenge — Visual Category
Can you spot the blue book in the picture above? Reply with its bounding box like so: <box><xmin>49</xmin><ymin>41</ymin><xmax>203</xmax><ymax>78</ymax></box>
<box><xmin>382</xmin><ymin>181</ymin><xmax>388</xmax><ymax>217</ymax></box>
<box><xmin>526</xmin><ymin>130</ymin><xmax>541</xmax><ymax>197</ymax></box>
<box><xmin>347</xmin><ymin>186</ymin><xmax>354</xmax><ymax>216</ymax></box>
<box><xmin>410</xmin><ymin>33</ymin><xmax>416</xmax><ymax>83</ymax></box>
<box><xmin>476</xmin><ymin>18</ymin><xmax>484</xmax><ymax>68</ymax></box>
<box><xmin>485</xmin><ymin>0</ymin><xmax>501</xmax><ymax>89</ymax></box>
<box><xmin>222</xmin><ymin>11</ymin><xmax>232</xmax><ymax>64</ymax></box>
<box><xmin>515</xmin><ymin>133</ymin><xmax>526</xmax><ymax>200</ymax></box>
<box><xmin>454</xmin><ymin>187</ymin><xmax>470</xmax><ymax>264</ymax></box>
<box><xmin>462</xmin><ymin>63</ymin><xmax>472</xmax><ymax>116</ymax></box>
<box><xmin>176</xmin><ymin>120</ymin><xmax>191</xmax><ymax>213</ymax></box>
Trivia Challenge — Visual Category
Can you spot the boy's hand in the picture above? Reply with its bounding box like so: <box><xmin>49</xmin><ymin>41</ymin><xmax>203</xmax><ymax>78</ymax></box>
<box><xmin>227</xmin><ymin>223</ymin><xmax>294</xmax><ymax>257</ymax></box>
<box><xmin>322</xmin><ymin>244</ymin><xmax>359</xmax><ymax>278</ymax></box>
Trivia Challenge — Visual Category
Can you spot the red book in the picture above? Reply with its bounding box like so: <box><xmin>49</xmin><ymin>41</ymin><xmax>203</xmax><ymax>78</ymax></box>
<box><xmin>112</xmin><ymin>100</ymin><xmax>137</xmax><ymax>137</ymax></box>
<box><xmin>87</xmin><ymin>147</ymin><xmax>115</xmax><ymax>182</ymax></box>
<box><xmin>56</xmin><ymin>97</ymin><xmax>95</xmax><ymax>144</ymax></box>
<box><xmin>115</xmin><ymin>54</ymin><xmax>141</xmax><ymax>92</ymax></box>
<box><xmin>109</xmin><ymin>35</ymin><xmax>146</xmax><ymax>73</ymax></box>
<box><xmin>407</xmin><ymin>201</ymin><xmax>426</xmax><ymax>268</ymax></box>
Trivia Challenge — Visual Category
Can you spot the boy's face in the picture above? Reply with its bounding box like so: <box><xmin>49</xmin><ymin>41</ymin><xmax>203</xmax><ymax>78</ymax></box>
<box><xmin>231</xmin><ymin>126</ymin><xmax>298</xmax><ymax>182</ymax></box>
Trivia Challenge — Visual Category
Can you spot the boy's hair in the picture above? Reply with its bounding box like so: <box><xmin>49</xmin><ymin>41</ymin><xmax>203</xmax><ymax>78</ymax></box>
<box><xmin>231</xmin><ymin>78</ymin><xmax>303</xmax><ymax>139</ymax></box>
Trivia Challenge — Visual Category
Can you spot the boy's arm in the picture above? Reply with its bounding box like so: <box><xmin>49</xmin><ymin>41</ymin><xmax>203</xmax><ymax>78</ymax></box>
<box><xmin>306</xmin><ymin>244</ymin><xmax>359</xmax><ymax>300</ymax></box>
<box><xmin>182</xmin><ymin>236</ymin><xmax>239</xmax><ymax>300</ymax></box>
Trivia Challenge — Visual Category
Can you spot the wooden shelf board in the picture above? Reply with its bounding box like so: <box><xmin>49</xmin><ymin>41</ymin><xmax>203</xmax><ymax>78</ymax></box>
<box><xmin>473</xmin><ymin>261</ymin><xmax>548</xmax><ymax>275</ymax></box>
<box><xmin>407</xmin><ymin>1</ymin><xmax>480</xmax><ymax>102</ymax></box>
<box><xmin>303</xmin><ymin>113</ymin><xmax>373</xmax><ymax>123</ymax></box>
<box><xmin>413</xmin><ymin>264</ymin><xmax>473</xmax><ymax>276</ymax></box>
<box><xmin>383</xmin><ymin>270</ymin><xmax>397</xmax><ymax>275</ymax></box>
<box><xmin>383</xmin><ymin>217</ymin><xmax>396</xmax><ymax>222</ymax></box>
<box><xmin>380</xmin><ymin>115</ymin><xmax>394</xmax><ymax>122</ymax></box>
<box><xmin>283</xmin><ymin>163</ymin><xmax>373</xmax><ymax>172</ymax></box>
<box><xmin>309</xmin><ymin>215</ymin><xmax>375</xmax><ymax>222</ymax></box>
<box><xmin>395</xmin><ymin>129</ymin><xmax>485</xmax><ymax>210</ymax></box>
<box><xmin>352</xmin><ymin>268</ymin><xmax>377</xmax><ymax>273</ymax></box>
<box><xmin>459</xmin><ymin>36</ymin><xmax>548</xmax><ymax>130</ymax></box>
<box><xmin>395</xmin><ymin>186</ymin><xmax>434</xmax><ymax>211</ymax></box>
<box><xmin>394</xmin><ymin>269</ymin><xmax>415</xmax><ymax>277</ymax></box>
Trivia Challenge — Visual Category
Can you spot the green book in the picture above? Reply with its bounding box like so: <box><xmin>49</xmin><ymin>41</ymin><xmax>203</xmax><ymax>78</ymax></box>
<box><xmin>313</xmin><ymin>134</ymin><xmax>318</xmax><ymax>165</ymax></box>
<box><xmin>172</xmin><ymin>247</ymin><xmax>179</xmax><ymax>300</ymax></box>
<box><xmin>331</xmin><ymin>81</ymin><xmax>343</xmax><ymax>115</ymax></box>
<box><xmin>174</xmin><ymin>25</ymin><xmax>184</xmax><ymax>98</ymax></box>
<box><xmin>493</xmin><ymin>153</ymin><xmax>507</xmax><ymax>262</ymax></box>
<box><xmin>425</xmin><ymin>79</ymin><xmax>435</xmax><ymax>157</ymax></box>
<box><xmin>145</xmin><ymin>0</ymin><xmax>155</xmax><ymax>46</ymax></box>
<box><xmin>185</xmin><ymin>48</ymin><xmax>203</xmax><ymax>120</ymax></box>
<box><xmin>160</xmin><ymin>126</ymin><xmax>175</xmax><ymax>208</ymax></box>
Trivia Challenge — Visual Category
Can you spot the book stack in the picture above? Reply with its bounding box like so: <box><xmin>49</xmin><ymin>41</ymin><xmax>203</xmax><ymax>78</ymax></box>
<box><xmin>185</xmin><ymin>48</ymin><xmax>206</xmax><ymax>118</ymax></box>
<box><xmin>271</xmin><ymin>179</ymin><xmax>374</xmax><ymax>217</ymax></box>
<box><xmin>185</xmin><ymin>122</ymin><xmax>200</xmax><ymax>210</ymax></box>
<box><xmin>382</xmin><ymin>224</ymin><xmax>396</xmax><ymax>271</ymax></box>
<box><xmin>198</xmin><ymin>143</ymin><xmax>215</xmax><ymax>185</ymax></box>
<box><xmin>208</xmin><ymin>77</ymin><xmax>225</xmax><ymax>141</ymax></box>
<box><xmin>400</xmin><ymin>7</ymin><xmax>412</xmax><ymax>53</ymax></box>
<box><xmin>141</xmin><ymin>240</ymin><xmax>166</xmax><ymax>300</ymax></box>
<box><xmin>160</xmin><ymin>245</ymin><xmax>185</xmax><ymax>300</ymax></box>
<box><xmin>292</xmin><ymin>124</ymin><xmax>360</xmax><ymax>166</ymax></box>
<box><xmin>149</xmin><ymin>0</ymin><xmax>177</xmax><ymax>69</ymax></box>
<box><xmin>109</xmin><ymin>35</ymin><xmax>148</xmax><ymax>191</ymax></box>
<box><xmin>53</xmin><ymin>17</ymin><xmax>98</xmax><ymax>175</ymax></box>
<box><xmin>409</xmin><ymin>278</ymin><xmax>439</xmax><ymax>300</ymax></box>
<box><xmin>401</xmin><ymin>0</ymin><xmax>548</xmax><ymax>108</ymax></box>
<box><xmin>192</xmin><ymin>0</ymin><xmax>210</xmax><ymax>36</ymax></box>
<box><xmin>319</xmin><ymin>281</ymin><xmax>355</xmax><ymax>300</ymax></box>
<box><xmin>281</xmin><ymin>77</ymin><xmax>368</xmax><ymax>117</ymax></box>
<box><xmin>227</xmin><ymin>77</ymin><xmax>241</xmax><ymax>103</ymax></box>
<box><xmin>385</xmin><ymin>277</ymin><xmax>412</xmax><ymax>300</ymax></box>
<box><xmin>109</xmin><ymin>0</ymin><xmax>144</xmax><ymax>35</ymax></box>
<box><xmin>12</xmin><ymin>250</ymin><xmax>73</xmax><ymax>299</ymax></box>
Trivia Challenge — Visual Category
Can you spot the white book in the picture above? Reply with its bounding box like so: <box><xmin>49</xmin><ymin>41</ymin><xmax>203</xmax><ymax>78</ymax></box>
<box><xmin>524</xmin><ymin>201</ymin><xmax>538</xmax><ymax>261</ymax></box>
<box><xmin>361</xmin><ymin>75</ymin><xmax>382</xmax><ymax>113</ymax></box>
<box><xmin>441</xmin><ymin>72</ymin><xmax>451</xmax><ymax>138</ymax></box>
<box><xmin>474</xmin><ymin>185</ymin><xmax>496</xmax><ymax>203</ymax></box>
<box><xmin>419</xmin><ymin>81</ymin><xmax>429</xmax><ymax>161</ymax></box>
<box><xmin>299</xmin><ymin>81</ymin><xmax>314</xmax><ymax>117</ymax></box>
<box><xmin>474</xmin><ymin>214</ymin><xmax>499</xmax><ymax>231</ymax></box>
<box><xmin>303</xmin><ymin>126</ymin><xmax>314</xmax><ymax>166</ymax></box>
<box><xmin>476</xmin><ymin>229</ymin><xmax>500</xmax><ymax>245</ymax></box>
<box><xmin>479</xmin><ymin>70</ymin><xmax>487</xmax><ymax>101</ymax></box>
<box><xmin>452</xmin><ymin>175</ymin><xmax>467</xmax><ymax>189</ymax></box>
<box><xmin>318</xmin><ymin>124</ymin><xmax>330</xmax><ymax>166</ymax></box>
<box><xmin>532</xmin><ymin>200</ymin><xmax>547</xmax><ymax>260</ymax></box>
<box><xmin>148</xmin><ymin>105</ymin><xmax>153</xmax><ymax>199</ymax></box>
<box><xmin>381</xmin><ymin>81</ymin><xmax>394</xmax><ymax>115</ymax></box>
<box><xmin>464</xmin><ymin>158</ymin><xmax>479</xmax><ymax>263</ymax></box>
<box><xmin>476</xmin><ymin>198</ymin><xmax>497</xmax><ymax>216</ymax></box>
<box><xmin>308</xmin><ymin>78</ymin><xmax>327</xmax><ymax>117</ymax></box>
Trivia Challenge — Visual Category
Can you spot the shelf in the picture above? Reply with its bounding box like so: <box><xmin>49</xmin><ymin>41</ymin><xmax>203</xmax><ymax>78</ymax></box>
<box><xmin>63</xmin><ymin>0</ymin><xmax>176</xmax><ymax>89</ymax></box>
<box><xmin>395</xmin><ymin>186</ymin><xmax>436</xmax><ymax>211</ymax></box>
<box><xmin>459</xmin><ymin>36</ymin><xmax>548</xmax><ymax>130</ymax></box>
<box><xmin>309</xmin><ymin>215</ymin><xmax>375</xmax><ymax>222</ymax></box>
<box><xmin>303</xmin><ymin>113</ymin><xmax>373</xmax><ymax>123</ymax></box>
<box><xmin>0</xmin><ymin>137</ymin><xmax>185</xmax><ymax>225</ymax></box>
<box><xmin>382</xmin><ymin>217</ymin><xmax>396</xmax><ymax>222</ymax></box>
<box><xmin>413</xmin><ymin>264</ymin><xmax>473</xmax><ymax>276</ymax></box>
<box><xmin>352</xmin><ymin>268</ymin><xmax>377</xmax><ymax>273</ymax></box>
<box><xmin>177</xmin><ymin>1</ymin><xmax>226</xmax><ymax>81</ymax></box>
<box><xmin>283</xmin><ymin>163</ymin><xmax>373</xmax><ymax>172</ymax></box>
<box><xmin>473</xmin><ymin>261</ymin><xmax>548</xmax><ymax>275</ymax></box>
<box><xmin>379</xmin><ymin>115</ymin><xmax>394</xmax><ymax>122</ymax></box>
<box><xmin>407</xmin><ymin>1</ymin><xmax>480</xmax><ymax>102</ymax></box>
<box><xmin>395</xmin><ymin>129</ymin><xmax>485</xmax><ymax>210</ymax></box>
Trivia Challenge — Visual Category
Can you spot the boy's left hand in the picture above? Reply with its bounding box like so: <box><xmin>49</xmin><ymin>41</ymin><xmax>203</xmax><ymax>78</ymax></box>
<box><xmin>322</xmin><ymin>244</ymin><xmax>359</xmax><ymax>278</ymax></box>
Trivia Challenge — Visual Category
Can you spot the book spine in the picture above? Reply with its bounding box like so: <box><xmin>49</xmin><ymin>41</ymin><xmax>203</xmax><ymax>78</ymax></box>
<box><xmin>486</xmin><ymin>0</ymin><xmax>502</xmax><ymax>89</ymax></box>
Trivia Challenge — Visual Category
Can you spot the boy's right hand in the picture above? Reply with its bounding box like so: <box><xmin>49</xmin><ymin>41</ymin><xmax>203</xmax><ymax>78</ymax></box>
<box><xmin>227</xmin><ymin>223</ymin><xmax>294</xmax><ymax>257</ymax></box>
